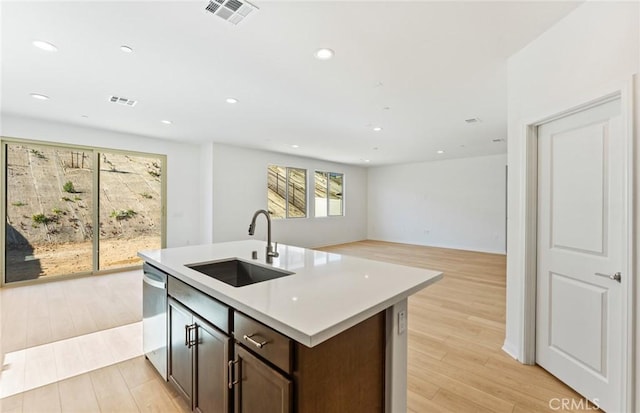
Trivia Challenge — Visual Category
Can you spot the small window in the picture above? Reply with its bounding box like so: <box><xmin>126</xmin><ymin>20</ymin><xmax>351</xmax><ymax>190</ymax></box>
<box><xmin>267</xmin><ymin>165</ymin><xmax>307</xmax><ymax>219</ymax></box>
<box><xmin>315</xmin><ymin>171</ymin><xmax>344</xmax><ymax>217</ymax></box>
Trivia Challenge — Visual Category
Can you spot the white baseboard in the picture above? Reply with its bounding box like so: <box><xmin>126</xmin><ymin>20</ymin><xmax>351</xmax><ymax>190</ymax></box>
<box><xmin>502</xmin><ymin>340</ymin><xmax>520</xmax><ymax>360</ymax></box>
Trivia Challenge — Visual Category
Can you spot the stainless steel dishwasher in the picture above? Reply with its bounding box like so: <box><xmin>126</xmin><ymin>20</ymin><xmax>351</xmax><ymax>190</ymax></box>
<box><xmin>143</xmin><ymin>263</ymin><xmax>168</xmax><ymax>380</ymax></box>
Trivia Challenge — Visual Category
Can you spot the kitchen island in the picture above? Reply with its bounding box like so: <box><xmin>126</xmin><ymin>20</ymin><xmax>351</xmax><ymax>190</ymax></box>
<box><xmin>139</xmin><ymin>240</ymin><xmax>442</xmax><ymax>413</ymax></box>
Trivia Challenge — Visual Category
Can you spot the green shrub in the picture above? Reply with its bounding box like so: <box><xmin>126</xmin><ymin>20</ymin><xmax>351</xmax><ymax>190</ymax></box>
<box><xmin>61</xmin><ymin>196</ymin><xmax>73</xmax><ymax>202</ymax></box>
<box><xmin>52</xmin><ymin>208</ymin><xmax>63</xmax><ymax>215</ymax></box>
<box><xmin>63</xmin><ymin>181</ymin><xmax>77</xmax><ymax>193</ymax></box>
<box><xmin>32</xmin><ymin>213</ymin><xmax>51</xmax><ymax>225</ymax></box>
<box><xmin>140</xmin><ymin>192</ymin><xmax>153</xmax><ymax>199</ymax></box>
<box><xmin>110</xmin><ymin>209</ymin><xmax>137</xmax><ymax>220</ymax></box>
<box><xmin>11</xmin><ymin>201</ymin><xmax>26</xmax><ymax>207</ymax></box>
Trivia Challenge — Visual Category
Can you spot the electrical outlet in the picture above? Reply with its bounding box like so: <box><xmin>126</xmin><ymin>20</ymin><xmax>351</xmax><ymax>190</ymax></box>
<box><xmin>398</xmin><ymin>310</ymin><xmax>406</xmax><ymax>335</ymax></box>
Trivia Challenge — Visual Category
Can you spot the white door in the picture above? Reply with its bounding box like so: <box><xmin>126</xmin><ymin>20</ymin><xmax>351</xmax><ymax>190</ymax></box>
<box><xmin>536</xmin><ymin>98</ymin><xmax>626</xmax><ymax>412</ymax></box>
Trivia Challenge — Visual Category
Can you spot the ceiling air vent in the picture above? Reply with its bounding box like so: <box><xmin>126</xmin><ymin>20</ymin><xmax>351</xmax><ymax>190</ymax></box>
<box><xmin>109</xmin><ymin>95</ymin><xmax>137</xmax><ymax>107</ymax></box>
<box><xmin>465</xmin><ymin>118</ymin><xmax>481</xmax><ymax>124</ymax></box>
<box><xmin>205</xmin><ymin>0</ymin><xmax>257</xmax><ymax>25</ymax></box>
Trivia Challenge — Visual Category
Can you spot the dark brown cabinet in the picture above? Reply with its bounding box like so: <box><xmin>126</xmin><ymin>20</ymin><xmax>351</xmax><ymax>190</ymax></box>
<box><xmin>194</xmin><ymin>318</ymin><xmax>230</xmax><ymax>413</ymax></box>
<box><xmin>165</xmin><ymin>274</ymin><xmax>384</xmax><ymax>413</ymax></box>
<box><xmin>168</xmin><ymin>297</ymin><xmax>231</xmax><ymax>413</ymax></box>
<box><xmin>168</xmin><ymin>299</ymin><xmax>193</xmax><ymax>404</ymax></box>
<box><xmin>231</xmin><ymin>344</ymin><xmax>292</xmax><ymax>413</ymax></box>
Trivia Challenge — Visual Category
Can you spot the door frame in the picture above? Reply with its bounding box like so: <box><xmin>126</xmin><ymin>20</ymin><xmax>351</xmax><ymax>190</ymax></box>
<box><xmin>518</xmin><ymin>78</ymin><xmax>636</xmax><ymax>411</ymax></box>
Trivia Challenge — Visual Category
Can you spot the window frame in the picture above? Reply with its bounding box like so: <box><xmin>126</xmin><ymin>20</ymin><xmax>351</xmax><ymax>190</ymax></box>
<box><xmin>0</xmin><ymin>136</ymin><xmax>167</xmax><ymax>286</ymax></box>
<box><xmin>267</xmin><ymin>165</ymin><xmax>308</xmax><ymax>219</ymax></box>
<box><xmin>314</xmin><ymin>170</ymin><xmax>344</xmax><ymax>218</ymax></box>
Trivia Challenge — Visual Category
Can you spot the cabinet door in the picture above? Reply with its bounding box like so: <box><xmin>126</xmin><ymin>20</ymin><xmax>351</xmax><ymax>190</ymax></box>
<box><xmin>168</xmin><ymin>298</ymin><xmax>194</xmax><ymax>405</ymax></box>
<box><xmin>233</xmin><ymin>344</ymin><xmax>291</xmax><ymax>413</ymax></box>
<box><xmin>194</xmin><ymin>316</ymin><xmax>231</xmax><ymax>413</ymax></box>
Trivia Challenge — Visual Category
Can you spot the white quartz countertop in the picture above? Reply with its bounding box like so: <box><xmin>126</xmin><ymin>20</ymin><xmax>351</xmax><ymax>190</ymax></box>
<box><xmin>139</xmin><ymin>240</ymin><xmax>442</xmax><ymax>347</ymax></box>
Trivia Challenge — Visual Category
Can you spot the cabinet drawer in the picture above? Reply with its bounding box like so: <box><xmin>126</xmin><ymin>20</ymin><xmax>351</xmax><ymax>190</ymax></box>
<box><xmin>168</xmin><ymin>276</ymin><xmax>230</xmax><ymax>334</ymax></box>
<box><xmin>234</xmin><ymin>312</ymin><xmax>292</xmax><ymax>373</ymax></box>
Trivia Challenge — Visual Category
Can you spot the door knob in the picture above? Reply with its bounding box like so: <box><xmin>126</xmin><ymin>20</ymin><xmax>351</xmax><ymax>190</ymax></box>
<box><xmin>594</xmin><ymin>272</ymin><xmax>622</xmax><ymax>283</ymax></box>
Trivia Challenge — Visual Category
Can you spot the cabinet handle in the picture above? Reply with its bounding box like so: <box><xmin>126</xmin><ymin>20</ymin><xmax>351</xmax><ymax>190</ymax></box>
<box><xmin>243</xmin><ymin>334</ymin><xmax>270</xmax><ymax>349</ymax></box>
<box><xmin>190</xmin><ymin>324</ymin><xmax>197</xmax><ymax>348</ymax></box>
<box><xmin>185</xmin><ymin>324</ymin><xmax>196</xmax><ymax>348</ymax></box>
<box><xmin>228</xmin><ymin>359</ymin><xmax>240</xmax><ymax>389</ymax></box>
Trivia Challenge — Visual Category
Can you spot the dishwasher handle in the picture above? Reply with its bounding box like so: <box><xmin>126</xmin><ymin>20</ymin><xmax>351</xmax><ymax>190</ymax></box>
<box><xmin>143</xmin><ymin>273</ymin><xmax>166</xmax><ymax>289</ymax></box>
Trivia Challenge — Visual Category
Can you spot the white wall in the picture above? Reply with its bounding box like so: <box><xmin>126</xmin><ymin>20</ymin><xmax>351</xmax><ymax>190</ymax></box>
<box><xmin>0</xmin><ymin>114</ymin><xmax>203</xmax><ymax>247</ymax></box>
<box><xmin>505</xmin><ymin>0</ymin><xmax>639</xmax><ymax>367</ymax></box>
<box><xmin>367</xmin><ymin>154</ymin><xmax>507</xmax><ymax>254</ymax></box>
<box><xmin>207</xmin><ymin>144</ymin><xmax>367</xmax><ymax>248</ymax></box>
<box><xmin>200</xmin><ymin>142</ymin><xmax>215</xmax><ymax>244</ymax></box>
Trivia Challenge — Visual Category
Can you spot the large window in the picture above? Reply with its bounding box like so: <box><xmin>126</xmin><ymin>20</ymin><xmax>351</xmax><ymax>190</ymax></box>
<box><xmin>267</xmin><ymin>165</ymin><xmax>306</xmax><ymax>219</ymax></box>
<box><xmin>2</xmin><ymin>139</ymin><xmax>165</xmax><ymax>284</ymax></box>
<box><xmin>98</xmin><ymin>151</ymin><xmax>164</xmax><ymax>270</ymax></box>
<box><xmin>315</xmin><ymin>171</ymin><xmax>344</xmax><ymax>217</ymax></box>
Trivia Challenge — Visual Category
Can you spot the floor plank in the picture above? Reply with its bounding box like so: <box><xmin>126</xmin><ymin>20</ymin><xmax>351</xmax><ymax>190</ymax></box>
<box><xmin>22</xmin><ymin>382</ymin><xmax>61</xmax><ymax>413</ymax></box>
<box><xmin>58</xmin><ymin>374</ymin><xmax>101</xmax><ymax>413</ymax></box>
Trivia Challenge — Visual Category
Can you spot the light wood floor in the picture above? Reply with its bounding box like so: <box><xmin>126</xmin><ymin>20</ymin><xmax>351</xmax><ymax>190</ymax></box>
<box><xmin>318</xmin><ymin>240</ymin><xmax>597</xmax><ymax>413</ymax></box>
<box><xmin>0</xmin><ymin>241</ymin><xmax>595</xmax><ymax>412</ymax></box>
<box><xmin>0</xmin><ymin>271</ymin><xmax>189</xmax><ymax>413</ymax></box>
<box><xmin>1</xmin><ymin>271</ymin><xmax>142</xmax><ymax>354</ymax></box>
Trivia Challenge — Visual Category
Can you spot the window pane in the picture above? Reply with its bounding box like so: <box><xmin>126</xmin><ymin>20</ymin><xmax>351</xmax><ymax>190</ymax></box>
<box><xmin>267</xmin><ymin>165</ymin><xmax>286</xmax><ymax>219</ymax></box>
<box><xmin>287</xmin><ymin>168</ymin><xmax>306</xmax><ymax>218</ymax></box>
<box><xmin>5</xmin><ymin>143</ymin><xmax>93</xmax><ymax>282</ymax></box>
<box><xmin>314</xmin><ymin>171</ymin><xmax>328</xmax><ymax>217</ymax></box>
<box><xmin>99</xmin><ymin>152</ymin><xmax>162</xmax><ymax>270</ymax></box>
<box><xmin>328</xmin><ymin>173</ymin><xmax>343</xmax><ymax>216</ymax></box>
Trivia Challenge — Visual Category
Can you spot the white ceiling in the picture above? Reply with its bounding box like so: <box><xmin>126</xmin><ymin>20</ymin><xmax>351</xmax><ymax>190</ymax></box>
<box><xmin>1</xmin><ymin>1</ymin><xmax>580</xmax><ymax>166</ymax></box>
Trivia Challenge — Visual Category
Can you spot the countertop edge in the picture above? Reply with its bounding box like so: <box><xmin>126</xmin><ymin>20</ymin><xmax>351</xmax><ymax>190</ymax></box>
<box><xmin>139</xmin><ymin>247</ymin><xmax>443</xmax><ymax>347</ymax></box>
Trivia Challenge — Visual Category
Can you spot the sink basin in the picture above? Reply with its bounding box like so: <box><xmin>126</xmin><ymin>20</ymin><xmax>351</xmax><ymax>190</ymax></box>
<box><xmin>186</xmin><ymin>259</ymin><xmax>294</xmax><ymax>287</ymax></box>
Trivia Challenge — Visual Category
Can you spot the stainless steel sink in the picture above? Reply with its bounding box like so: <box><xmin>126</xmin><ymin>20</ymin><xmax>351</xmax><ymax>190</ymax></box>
<box><xmin>186</xmin><ymin>259</ymin><xmax>294</xmax><ymax>287</ymax></box>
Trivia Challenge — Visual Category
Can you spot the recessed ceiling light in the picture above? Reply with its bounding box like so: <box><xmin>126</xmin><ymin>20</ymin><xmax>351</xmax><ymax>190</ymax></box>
<box><xmin>32</xmin><ymin>40</ymin><xmax>58</xmax><ymax>52</ymax></box>
<box><xmin>161</xmin><ymin>120</ymin><xmax>172</xmax><ymax>125</ymax></box>
<box><xmin>291</xmin><ymin>144</ymin><xmax>300</xmax><ymax>149</ymax></box>
<box><xmin>383</xmin><ymin>106</ymin><xmax>391</xmax><ymax>111</ymax></box>
<box><xmin>226</xmin><ymin>97</ymin><xmax>238</xmax><ymax>104</ymax></box>
<box><xmin>30</xmin><ymin>93</ymin><xmax>49</xmax><ymax>100</ymax></box>
<box><xmin>120</xmin><ymin>45</ymin><xmax>133</xmax><ymax>53</ymax></box>
<box><xmin>364</xmin><ymin>159</ymin><xmax>371</xmax><ymax>163</ymax></box>
<box><xmin>373</xmin><ymin>127</ymin><xmax>383</xmax><ymax>132</ymax></box>
<box><xmin>437</xmin><ymin>150</ymin><xmax>445</xmax><ymax>154</ymax></box>
<box><xmin>315</xmin><ymin>48</ymin><xmax>334</xmax><ymax>60</ymax></box>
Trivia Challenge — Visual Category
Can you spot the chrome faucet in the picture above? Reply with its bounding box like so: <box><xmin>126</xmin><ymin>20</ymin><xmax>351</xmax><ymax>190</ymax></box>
<box><xmin>248</xmin><ymin>209</ymin><xmax>279</xmax><ymax>264</ymax></box>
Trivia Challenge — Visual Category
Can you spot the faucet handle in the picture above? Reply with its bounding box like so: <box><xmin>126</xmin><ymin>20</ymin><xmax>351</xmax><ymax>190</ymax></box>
<box><xmin>273</xmin><ymin>242</ymin><xmax>279</xmax><ymax>257</ymax></box>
